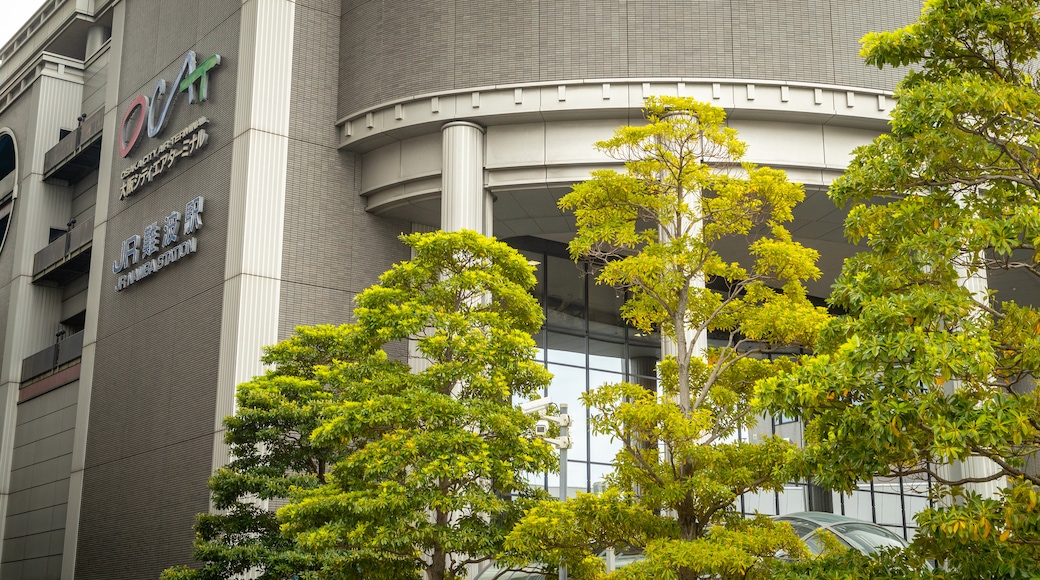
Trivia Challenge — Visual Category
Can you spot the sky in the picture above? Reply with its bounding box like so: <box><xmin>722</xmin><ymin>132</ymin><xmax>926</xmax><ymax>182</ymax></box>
<box><xmin>1</xmin><ymin>0</ymin><xmax>49</xmax><ymax>51</ymax></box>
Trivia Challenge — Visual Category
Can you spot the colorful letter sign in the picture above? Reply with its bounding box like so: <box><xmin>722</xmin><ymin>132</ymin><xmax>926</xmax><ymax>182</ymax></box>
<box><xmin>118</xmin><ymin>51</ymin><xmax>220</xmax><ymax>158</ymax></box>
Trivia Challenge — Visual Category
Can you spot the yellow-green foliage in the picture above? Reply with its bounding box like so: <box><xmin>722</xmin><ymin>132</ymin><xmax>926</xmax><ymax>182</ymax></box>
<box><xmin>758</xmin><ymin>1</ymin><xmax>1040</xmax><ymax>578</ymax></box>
<box><xmin>507</xmin><ymin>97</ymin><xmax>829</xmax><ymax>580</ymax></box>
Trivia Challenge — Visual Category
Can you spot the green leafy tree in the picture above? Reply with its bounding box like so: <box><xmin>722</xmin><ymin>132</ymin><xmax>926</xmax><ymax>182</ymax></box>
<box><xmin>503</xmin><ymin>96</ymin><xmax>829</xmax><ymax>580</ymax></box>
<box><xmin>756</xmin><ymin>1</ymin><xmax>1040</xmax><ymax>577</ymax></box>
<box><xmin>278</xmin><ymin>230</ymin><xmax>557</xmax><ymax>580</ymax></box>
<box><xmin>768</xmin><ymin>531</ymin><xmax>928</xmax><ymax>580</ymax></box>
<box><xmin>161</xmin><ymin>324</ymin><xmax>413</xmax><ymax>580</ymax></box>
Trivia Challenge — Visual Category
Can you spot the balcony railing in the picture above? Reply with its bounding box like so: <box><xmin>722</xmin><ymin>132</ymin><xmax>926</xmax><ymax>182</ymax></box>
<box><xmin>42</xmin><ymin>106</ymin><xmax>103</xmax><ymax>183</ymax></box>
<box><xmin>32</xmin><ymin>216</ymin><xmax>92</xmax><ymax>285</ymax></box>
<box><xmin>20</xmin><ymin>330</ymin><xmax>83</xmax><ymax>383</ymax></box>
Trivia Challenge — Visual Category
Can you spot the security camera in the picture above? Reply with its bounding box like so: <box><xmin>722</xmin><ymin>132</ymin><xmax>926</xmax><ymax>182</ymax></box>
<box><xmin>535</xmin><ymin>420</ymin><xmax>549</xmax><ymax>436</ymax></box>
<box><xmin>521</xmin><ymin>396</ymin><xmax>553</xmax><ymax>415</ymax></box>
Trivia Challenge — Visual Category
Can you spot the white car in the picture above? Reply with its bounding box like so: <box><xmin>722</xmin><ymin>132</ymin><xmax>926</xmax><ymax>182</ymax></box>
<box><xmin>774</xmin><ymin>511</ymin><xmax>909</xmax><ymax>555</ymax></box>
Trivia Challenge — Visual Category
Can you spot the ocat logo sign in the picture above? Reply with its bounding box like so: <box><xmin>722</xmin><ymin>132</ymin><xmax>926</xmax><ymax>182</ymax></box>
<box><xmin>118</xmin><ymin>50</ymin><xmax>221</xmax><ymax>158</ymax></box>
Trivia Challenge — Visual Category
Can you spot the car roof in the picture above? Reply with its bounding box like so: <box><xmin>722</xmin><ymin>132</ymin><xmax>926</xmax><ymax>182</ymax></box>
<box><xmin>776</xmin><ymin>511</ymin><xmax>908</xmax><ymax>553</ymax></box>
<box><xmin>776</xmin><ymin>511</ymin><xmax>862</xmax><ymax>527</ymax></box>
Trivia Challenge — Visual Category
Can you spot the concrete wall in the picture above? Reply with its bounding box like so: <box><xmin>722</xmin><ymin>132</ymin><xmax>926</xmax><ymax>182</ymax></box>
<box><xmin>338</xmin><ymin>0</ymin><xmax>920</xmax><ymax>116</ymax></box>
<box><xmin>279</xmin><ymin>0</ymin><xmax>410</xmax><ymax>339</ymax></box>
<box><xmin>76</xmin><ymin>1</ymin><xmax>242</xmax><ymax>577</ymax></box>
<box><xmin>1</xmin><ymin>383</ymin><xmax>77</xmax><ymax>580</ymax></box>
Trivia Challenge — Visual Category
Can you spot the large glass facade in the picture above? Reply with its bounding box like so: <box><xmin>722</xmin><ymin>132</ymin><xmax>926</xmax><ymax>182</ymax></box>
<box><xmin>511</xmin><ymin>238</ymin><xmax>661</xmax><ymax>496</ymax></box>
<box><xmin>507</xmin><ymin>236</ymin><xmax>930</xmax><ymax>539</ymax></box>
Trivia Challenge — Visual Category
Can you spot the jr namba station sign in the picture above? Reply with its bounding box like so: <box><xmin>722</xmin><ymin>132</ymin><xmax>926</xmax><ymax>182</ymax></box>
<box><xmin>110</xmin><ymin>50</ymin><xmax>221</xmax><ymax>293</ymax></box>
<box><xmin>118</xmin><ymin>50</ymin><xmax>221</xmax><ymax>199</ymax></box>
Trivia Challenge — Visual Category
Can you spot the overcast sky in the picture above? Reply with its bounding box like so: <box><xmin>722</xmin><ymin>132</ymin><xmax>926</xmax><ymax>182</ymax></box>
<box><xmin>1</xmin><ymin>1</ymin><xmax>49</xmax><ymax>51</ymax></box>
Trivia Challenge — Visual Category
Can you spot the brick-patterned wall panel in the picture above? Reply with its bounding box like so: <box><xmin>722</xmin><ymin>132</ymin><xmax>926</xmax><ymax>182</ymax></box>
<box><xmin>280</xmin><ymin>1</ymin><xmax>409</xmax><ymax>340</ymax></box>
<box><xmin>1</xmin><ymin>383</ymin><xmax>77</xmax><ymax>580</ymax></box>
<box><xmin>338</xmin><ymin>0</ymin><xmax>920</xmax><ymax>116</ymax></box>
<box><xmin>78</xmin><ymin>286</ymin><xmax>223</xmax><ymax>579</ymax></box>
<box><xmin>78</xmin><ymin>1</ymin><xmax>243</xmax><ymax>578</ymax></box>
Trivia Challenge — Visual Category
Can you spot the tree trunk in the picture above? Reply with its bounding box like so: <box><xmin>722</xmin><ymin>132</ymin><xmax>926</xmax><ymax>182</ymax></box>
<box><xmin>428</xmin><ymin>541</ymin><xmax>445</xmax><ymax>580</ymax></box>
<box><xmin>676</xmin><ymin>490</ymin><xmax>700</xmax><ymax>580</ymax></box>
<box><xmin>428</xmin><ymin>506</ymin><xmax>448</xmax><ymax>580</ymax></box>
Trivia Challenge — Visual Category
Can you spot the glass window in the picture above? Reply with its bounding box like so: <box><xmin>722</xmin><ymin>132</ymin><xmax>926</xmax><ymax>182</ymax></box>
<box><xmin>590</xmin><ymin>463</ymin><xmax>613</xmax><ymax>493</ymax></box>
<box><xmin>545</xmin><ymin>255</ymin><xmax>585</xmax><ymax>331</ymax></box>
<box><xmin>547</xmin><ymin>364</ymin><xmax>587</xmax><ymax>461</ymax></box>
<box><xmin>588</xmin><ymin>370</ymin><xmax>623</xmax><ymax>391</ymax></box>
<box><xmin>546</xmin><ymin>331</ymin><xmax>585</xmax><ymax>366</ymax></box>
<box><xmin>588</xmin><ymin>427</ymin><xmax>621</xmax><ymax>463</ymax></box>
<box><xmin>588</xmin><ymin>370</ymin><xmax>624</xmax><ymax>463</ymax></box>
<box><xmin>0</xmin><ymin>133</ymin><xmax>14</xmax><ymax>256</ymax></box>
<box><xmin>546</xmin><ymin>460</ymin><xmax>589</xmax><ymax>497</ymax></box>
<box><xmin>518</xmin><ymin>249</ymin><xmax>544</xmax><ymax>297</ymax></box>
<box><xmin>0</xmin><ymin>197</ymin><xmax>11</xmax><ymax>255</ymax></box>
<box><xmin>587</xmin><ymin>277</ymin><xmax>625</xmax><ymax>338</ymax></box>
<box><xmin>588</xmin><ymin>338</ymin><xmax>624</xmax><ymax>372</ymax></box>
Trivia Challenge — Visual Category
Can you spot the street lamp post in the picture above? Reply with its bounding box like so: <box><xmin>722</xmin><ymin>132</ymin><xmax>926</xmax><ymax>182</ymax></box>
<box><xmin>554</xmin><ymin>404</ymin><xmax>570</xmax><ymax>580</ymax></box>
<box><xmin>522</xmin><ymin>397</ymin><xmax>572</xmax><ymax>580</ymax></box>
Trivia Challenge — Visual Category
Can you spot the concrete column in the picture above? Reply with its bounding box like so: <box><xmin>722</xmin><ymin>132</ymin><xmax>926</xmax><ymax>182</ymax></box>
<box><xmin>441</xmin><ymin>121</ymin><xmax>490</xmax><ymax>235</ymax></box>
<box><xmin>942</xmin><ymin>262</ymin><xmax>1005</xmax><ymax>498</ymax></box>
<box><xmin>214</xmin><ymin>0</ymin><xmax>295</xmax><ymax>499</ymax></box>
<box><xmin>85</xmin><ymin>25</ymin><xmax>110</xmax><ymax>58</ymax></box>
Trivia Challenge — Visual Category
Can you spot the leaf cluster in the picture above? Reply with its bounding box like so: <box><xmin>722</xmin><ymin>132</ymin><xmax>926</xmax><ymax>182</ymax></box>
<box><xmin>510</xmin><ymin>98</ymin><xmax>826</xmax><ymax>580</ymax></box>
<box><xmin>276</xmin><ymin>230</ymin><xmax>558</xmax><ymax>580</ymax></box>
<box><xmin>161</xmin><ymin>325</ymin><xmax>371</xmax><ymax>580</ymax></box>
<box><xmin>758</xmin><ymin>1</ymin><xmax>1040</xmax><ymax>577</ymax></box>
<box><xmin>164</xmin><ymin>231</ymin><xmax>558</xmax><ymax>580</ymax></box>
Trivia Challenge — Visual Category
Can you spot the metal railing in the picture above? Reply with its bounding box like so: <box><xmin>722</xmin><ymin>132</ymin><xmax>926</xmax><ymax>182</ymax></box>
<box><xmin>20</xmin><ymin>329</ymin><xmax>83</xmax><ymax>382</ymax></box>
<box><xmin>32</xmin><ymin>216</ymin><xmax>93</xmax><ymax>277</ymax></box>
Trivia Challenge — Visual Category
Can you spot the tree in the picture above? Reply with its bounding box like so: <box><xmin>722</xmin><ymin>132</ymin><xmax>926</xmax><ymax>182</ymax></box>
<box><xmin>756</xmin><ymin>1</ymin><xmax>1040</xmax><ymax>577</ymax></box>
<box><xmin>278</xmin><ymin>230</ymin><xmax>557</xmax><ymax>580</ymax></box>
<box><xmin>160</xmin><ymin>324</ymin><xmax>414</xmax><ymax>580</ymax></box>
<box><xmin>503</xmin><ymin>96</ymin><xmax>830</xmax><ymax>580</ymax></box>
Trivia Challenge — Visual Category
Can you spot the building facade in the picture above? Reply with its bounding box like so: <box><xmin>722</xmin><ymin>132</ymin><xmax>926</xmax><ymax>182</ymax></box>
<box><xmin>0</xmin><ymin>0</ymin><xmax>975</xmax><ymax>578</ymax></box>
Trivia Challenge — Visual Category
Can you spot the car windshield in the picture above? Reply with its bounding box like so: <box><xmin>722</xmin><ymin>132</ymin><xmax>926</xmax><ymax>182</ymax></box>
<box><xmin>776</xmin><ymin>516</ymin><xmax>823</xmax><ymax>539</ymax></box>
<box><xmin>832</xmin><ymin>523</ymin><xmax>907</xmax><ymax>554</ymax></box>
<box><xmin>802</xmin><ymin>530</ymin><xmax>854</xmax><ymax>555</ymax></box>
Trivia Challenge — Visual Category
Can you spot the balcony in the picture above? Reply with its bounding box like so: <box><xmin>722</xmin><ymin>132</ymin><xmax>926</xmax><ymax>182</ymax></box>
<box><xmin>32</xmin><ymin>216</ymin><xmax>92</xmax><ymax>285</ymax></box>
<box><xmin>20</xmin><ymin>330</ymin><xmax>83</xmax><ymax>383</ymax></box>
<box><xmin>42</xmin><ymin>106</ymin><xmax>103</xmax><ymax>183</ymax></box>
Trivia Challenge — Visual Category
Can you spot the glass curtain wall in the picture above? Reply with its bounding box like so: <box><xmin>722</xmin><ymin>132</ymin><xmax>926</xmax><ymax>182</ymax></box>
<box><xmin>510</xmin><ymin>237</ymin><xmax>660</xmax><ymax>497</ymax></box>
<box><xmin>507</xmin><ymin>237</ymin><xmax>929</xmax><ymax>540</ymax></box>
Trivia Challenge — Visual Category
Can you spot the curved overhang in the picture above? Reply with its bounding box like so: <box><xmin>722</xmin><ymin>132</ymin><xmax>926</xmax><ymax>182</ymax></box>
<box><xmin>338</xmin><ymin>79</ymin><xmax>896</xmax><ymax>301</ymax></box>
<box><xmin>337</xmin><ymin>78</ymin><xmax>893</xmax><ymax>152</ymax></box>
<box><xmin>341</xmin><ymin>78</ymin><xmax>893</xmax><ymax>218</ymax></box>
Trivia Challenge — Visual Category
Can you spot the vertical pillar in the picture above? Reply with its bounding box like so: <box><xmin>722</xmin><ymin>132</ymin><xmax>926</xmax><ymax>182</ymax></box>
<box><xmin>214</xmin><ymin>0</ymin><xmax>295</xmax><ymax>490</ymax></box>
<box><xmin>63</xmin><ymin>3</ymin><xmax>127</xmax><ymax>574</ymax></box>
<box><xmin>941</xmin><ymin>264</ymin><xmax>1005</xmax><ymax>499</ymax></box>
<box><xmin>85</xmin><ymin>25</ymin><xmax>110</xmax><ymax>58</ymax></box>
<box><xmin>441</xmin><ymin>121</ymin><xmax>491</xmax><ymax>235</ymax></box>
